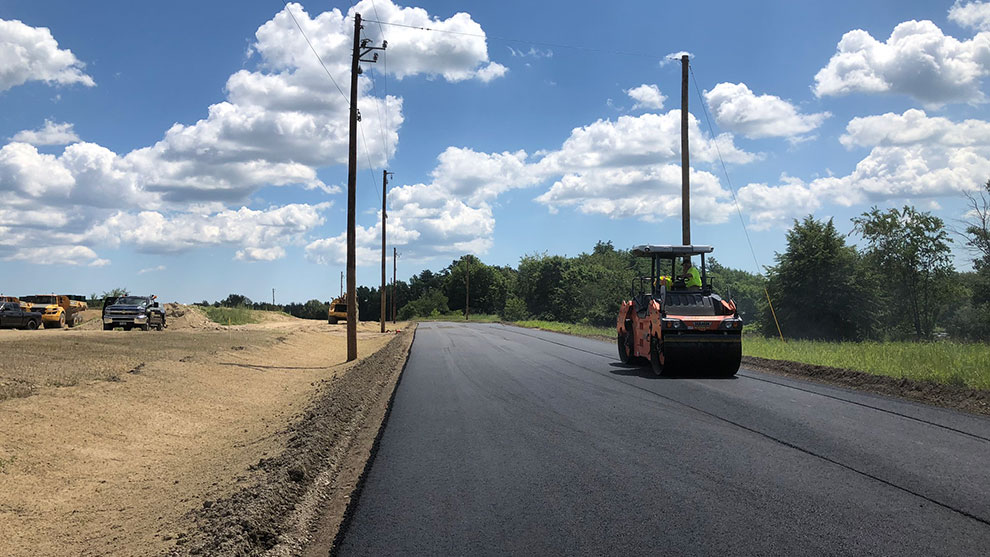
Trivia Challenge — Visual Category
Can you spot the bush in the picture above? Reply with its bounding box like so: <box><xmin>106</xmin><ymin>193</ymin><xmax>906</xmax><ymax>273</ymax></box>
<box><xmin>501</xmin><ymin>295</ymin><xmax>529</xmax><ymax>321</ymax></box>
<box><xmin>398</xmin><ymin>289</ymin><xmax>449</xmax><ymax>320</ymax></box>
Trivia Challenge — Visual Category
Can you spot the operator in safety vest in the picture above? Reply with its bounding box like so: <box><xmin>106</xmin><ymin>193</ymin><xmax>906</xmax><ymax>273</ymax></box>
<box><xmin>679</xmin><ymin>257</ymin><xmax>702</xmax><ymax>289</ymax></box>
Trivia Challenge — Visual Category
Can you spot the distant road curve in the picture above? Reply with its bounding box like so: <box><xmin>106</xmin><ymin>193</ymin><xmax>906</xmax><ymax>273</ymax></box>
<box><xmin>336</xmin><ymin>322</ymin><xmax>990</xmax><ymax>556</ymax></box>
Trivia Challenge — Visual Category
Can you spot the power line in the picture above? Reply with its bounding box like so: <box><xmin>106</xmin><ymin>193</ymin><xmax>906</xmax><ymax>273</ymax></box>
<box><xmin>281</xmin><ymin>0</ymin><xmax>350</xmax><ymax>105</ymax></box>
<box><xmin>359</xmin><ymin>119</ymin><xmax>383</xmax><ymax>207</ymax></box>
<box><xmin>361</xmin><ymin>18</ymin><xmax>656</xmax><ymax>59</ymax></box>
<box><xmin>688</xmin><ymin>64</ymin><xmax>764</xmax><ymax>276</ymax></box>
<box><xmin>366</xmin><ymin>1</ymin><xmax>391</xmax><ymax>164</ymax></box>
<box><xmin>690</xmin><ymin>63</ymin><xmax>784</xmax><ymax>340</ymax></box>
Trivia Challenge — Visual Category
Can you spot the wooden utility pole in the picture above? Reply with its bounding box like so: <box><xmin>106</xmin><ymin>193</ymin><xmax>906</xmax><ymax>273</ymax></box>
<box><xmin>272</xmin><ymin>288</ymin><xmax>275</xmax><ymax>306</ymax></box>
<box><xmin>681</xmin><ymin>54</ymin><xmax>691</xmax><ymax>246</ymax></box>
<box><xmin>464</xmin><ymin>255</ymin><xmax>470</xmax><ymax>320</ymax></box>
<box><xmin>380</xmin><ymin>169</ymin><xmax>392</xmax><ymax>333</ymax></box>
<box><xmin>345</xmin><ymin>13</ymin><xmax>384</xmax><ymax>361</ymax></box>
<box><xmin>392</xmin><ymin>247</ymin><xmax>397</xmax><ymax>323</ymax></box>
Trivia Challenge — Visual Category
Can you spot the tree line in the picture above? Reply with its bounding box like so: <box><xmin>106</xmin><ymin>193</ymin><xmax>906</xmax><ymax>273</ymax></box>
<box><xmin>201</xmin><ymin>181</ymin><xmax>990</xmax><ymax>343</ymax></box>
<box><xmin>378</xmin><ymin>191</ymin><xmax>989</xmax><ymax>343</ymax></box>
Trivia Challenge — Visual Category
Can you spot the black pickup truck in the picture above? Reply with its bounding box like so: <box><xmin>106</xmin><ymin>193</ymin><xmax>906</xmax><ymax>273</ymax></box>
<box><xmin>102</xmin><ymin>295</ymin><xmax>166</xmax><ymax>331</ymax></box>
<box><xmin>0</xmin><ymin>301</ymin><xmax>42</xmax><ymax>330</ymax></box>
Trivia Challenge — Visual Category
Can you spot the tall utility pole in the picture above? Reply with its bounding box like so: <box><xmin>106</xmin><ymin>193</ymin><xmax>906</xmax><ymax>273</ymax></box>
<box><xmin>272</xmin><ymin>288</ymin><xmax>275</xmax><ymax>306</ymax></box>
<box><xmin>464</xmin><ymin>255</ymin><xmax>470</xmax><ymax>321</ymax></box>
<box><xmin>680</xmin><ymin>54</ymin><xmax>691</xmax><ymax>246</ymax></box>
<box><xmin>392</xmin><ymin>247</ymin><xmax>397</xmax><ymax>323</ymax></box>
<box><xmin>381</xmin><ymin>169</ymin><xmax>393</xmax><ymax>333</ymax></box>
<box><xmin>345</xmin><ymin>13</ymin><xmax>384</xmax><ymax>361</ymax></box>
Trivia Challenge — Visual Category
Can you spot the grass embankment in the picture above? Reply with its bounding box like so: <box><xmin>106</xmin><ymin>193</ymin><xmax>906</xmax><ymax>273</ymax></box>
<box><xmin>199</xmin><ymin>306</ymin><xmax>261</xmax><ymax>325</ymax></box>
<box><xmin>409</xmin><ymin>314</ymin><xmax>990</xmax><ymax>390</ymax></box>
<box><xmin>414</xmin><ymin>312</ymin><xmax>501</xmax><ymax>323</ymax></box>
<box><xmin>743</xmin><ymin>336</ymin><xmax>990</xmax><ymax>391</ymax></box>
<box><xmin>414</xmin><ymin>314</ymin><xmax>614</xmax><ymax>339</ymax></box>
<box><xmin>512</xmin><ymin>320</ymin><xmax>614</xmax><ymax>340</ymax></box>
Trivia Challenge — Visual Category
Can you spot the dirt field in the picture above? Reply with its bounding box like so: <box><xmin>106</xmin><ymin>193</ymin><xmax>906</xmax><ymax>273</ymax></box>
<box><xmin>0</xmin><ymin>306</ymin><xmax>405</xmax><ymax>556</ymax></box>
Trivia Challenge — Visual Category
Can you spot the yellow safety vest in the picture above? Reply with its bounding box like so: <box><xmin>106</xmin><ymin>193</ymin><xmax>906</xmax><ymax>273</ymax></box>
<box><xmin>685</xmin><ymin>266</ymin><xmax>701</xmax><ymax>288</ymax></box>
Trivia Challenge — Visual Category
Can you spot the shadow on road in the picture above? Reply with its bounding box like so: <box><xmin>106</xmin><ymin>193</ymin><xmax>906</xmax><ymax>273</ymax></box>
<box><xmin>607</xmin><ymin>362</ymin><xmax>737</xmax><ymax>380</ymax></box>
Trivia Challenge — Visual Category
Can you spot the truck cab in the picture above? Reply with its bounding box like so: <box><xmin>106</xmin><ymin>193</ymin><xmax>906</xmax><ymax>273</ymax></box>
<box><xmin>0</xmin><ymin>301</ymin><xmax>42</xmax><ymax>330</ymax></box>
<box><xmin>19</xmin><ymin>294</ymin><xmax>87</xmax><ymax>328</ymax></box>
<box><xmin>102</xmin><ymin>295</ymin><xmax>166</xmax><ymax>331</ymax></box>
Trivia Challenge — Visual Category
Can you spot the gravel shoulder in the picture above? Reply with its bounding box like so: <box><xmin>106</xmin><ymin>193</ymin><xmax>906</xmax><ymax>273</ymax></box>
<box><xmin>0</xmin><ymin>307</ymin><xmax>407</xmax><ymax>556</ymax></box>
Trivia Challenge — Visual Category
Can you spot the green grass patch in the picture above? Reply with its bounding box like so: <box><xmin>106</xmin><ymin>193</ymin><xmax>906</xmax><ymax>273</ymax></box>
<box><xmin>511</xmin><ymin>320</ymin><xmax>614</xmax><ymax>339</ymax></box>
<box><xmin>414</xmin><ymin>312</ymin><xmax>502</xmax><ymax>323</ymax></box>
<box><xmin>199</xmin><ymin>306</ymin><xmax>260</xmax><ymax>326</ymax></box>
<box><xmin>743</xmin><ymin>336</ymin><xmax>990</xmax><ymax>390</ymax></box>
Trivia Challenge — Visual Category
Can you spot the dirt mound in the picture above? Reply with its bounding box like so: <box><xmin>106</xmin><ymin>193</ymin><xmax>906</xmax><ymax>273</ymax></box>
<box><xmin>252</xmin><ymin>310</ymin><xmax>301</xmax><ymax>323</ymax></box>
<box><xmin>742</xmin><ymin>356</ymin><xmax>990</xmax><ymax>417</ymax></box>
<box><xmin>171</xmin><ymin>327</ymin><xmax>415</xmax><ymax>556</ymax></box>
<box><xmin>73</xmin><ymin>309</ymin><xmax>104</xmax><ymax>330</ymax></box>
<box><xmin>166</xmin><ymin>304</ymin><xmax>222</xmax><ymax>330</ymax></box>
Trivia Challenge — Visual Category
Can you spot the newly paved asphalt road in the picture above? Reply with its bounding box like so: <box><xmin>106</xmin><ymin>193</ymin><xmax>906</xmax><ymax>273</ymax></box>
<box><xmin>336</xmin><ymin>322</ymin><xmax>990</xmax><ymax>555</ymax></box>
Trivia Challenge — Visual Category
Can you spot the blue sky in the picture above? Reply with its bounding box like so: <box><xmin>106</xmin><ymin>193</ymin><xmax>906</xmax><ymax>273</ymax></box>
<box><xmin>1</xmin><ymin>0</ymin><xmax>986</xmax><ymax>303</ymax></box>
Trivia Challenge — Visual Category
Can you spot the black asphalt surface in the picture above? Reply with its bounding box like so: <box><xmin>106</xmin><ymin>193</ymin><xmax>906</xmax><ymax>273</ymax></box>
<box><xmin>336</xmin><ymin>322</ymin><xmax>990</xmax><ymax>556</ymax></box>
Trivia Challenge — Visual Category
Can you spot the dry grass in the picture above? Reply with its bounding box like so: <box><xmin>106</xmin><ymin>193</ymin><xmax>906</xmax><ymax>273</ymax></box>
<box><xmin>0</xmin><ymin>329</ymin><xmax>277</xmax><ymax>402</ymax></box>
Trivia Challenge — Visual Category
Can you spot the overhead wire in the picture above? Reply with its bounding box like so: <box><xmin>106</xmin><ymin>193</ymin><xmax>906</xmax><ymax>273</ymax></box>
<box><xmin>689</xmin><ymin>63</ymin><xmax>784</xmax><ymax>341</ymax></box>
<box><xmin>368</xmin><ymin>0</ymin><xmax>392</xmax><ymax>166</ymax></box>
<box><xmin>361</xmin><ymin>18</ymin><xmax>656</xmax><ymax>59</ymax></box>
<box><xmin>280</xmin><ymin>0</ymin><xmax>349</xmax><ymax>105</ymax></box>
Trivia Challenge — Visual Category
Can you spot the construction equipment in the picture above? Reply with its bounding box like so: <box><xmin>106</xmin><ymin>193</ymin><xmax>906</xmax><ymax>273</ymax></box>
<box><xmin>614</xmin><ymin>55</ymin><xmax>742</xmax><ymax>376</ymax></box>
<box><xmin>617</xmin><ymin>245</ymin><xmax>742</xmax><ymax>376</ymax></box>
<box><xmin>327</xmin><ymin>295</ymin><xmax>357</xmax><ymax>324</ymax></box>
<box><xmin>20</xmin><ymin>294</ymin><xmax>88</xmax><ymax>328</ymax></box>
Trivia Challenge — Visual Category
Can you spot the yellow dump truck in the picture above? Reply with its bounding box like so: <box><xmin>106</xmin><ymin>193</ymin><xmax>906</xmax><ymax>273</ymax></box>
<box><xmin>20</xmin><ymin>294</ymin><xmax>88</xmax><ymax>328</ymax></box>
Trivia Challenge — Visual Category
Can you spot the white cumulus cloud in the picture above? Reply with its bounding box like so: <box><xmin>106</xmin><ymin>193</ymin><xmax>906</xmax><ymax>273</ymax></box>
<box><xmin>735</xmin><ymin>109</ymin><xmax>990</xmax><ymax>227</ymax></box>
<box><xmin>704</xmin><ymin>82</ymin><xmax>830</xmax><ymax>139</ymax></box>
<box><xmin>949</xmin><ymin>1</ymin><xmax>990</xmax><ymax>31</ymax></box>
<box><xmin>0</xmin><ymin>18</ymin><xmax>94</xmax><ymax>92</ymax></box>
<box><xmin>11</xmin><ymin>120</ymin><xmax>80</xmax><ymax>146</ymax></box>
<box><xmin>625</xmin><ymin>84</ymin><xmax>666</xmax><ymax>110</ymax></box>
<box><xmin>813</xmin><ymin>18</ymin><xmax>990</xmax><ymax>106</ymax></box>
<box><xmin>0</xmin><ymin>1</ymin><xmax>507</xmax><ymax>264</ymax></box>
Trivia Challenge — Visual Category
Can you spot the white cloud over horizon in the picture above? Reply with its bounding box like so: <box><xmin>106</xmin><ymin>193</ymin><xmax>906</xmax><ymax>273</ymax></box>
<box><xmin>736</xmin><ymin>108</ymin><xmax>990</xmax><ymax>228</ymax></box>
<box><xmin>0</xmin><ymin>1</ymin><xmax>507</xmax><ymax>265</ymax></box>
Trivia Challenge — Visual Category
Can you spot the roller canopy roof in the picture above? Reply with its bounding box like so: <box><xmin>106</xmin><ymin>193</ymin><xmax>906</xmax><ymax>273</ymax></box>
<box><xmin>631</xmin><ymin>244</ymin><xmax>714</xmax><ymax>258</ymax></box>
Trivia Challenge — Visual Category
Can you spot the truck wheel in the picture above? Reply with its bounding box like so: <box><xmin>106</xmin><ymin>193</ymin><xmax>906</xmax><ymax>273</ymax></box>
<box><xmin>140</xmin><ymin>323</ymin><xmax>150</xmax><ymax>331</ymax></box>
<box><xmin>26</xmin><ymin>319</ymin><xmax>39</xmax><ymax>330</ymax></box>
<box><xmin>650</xmin><ymin>336</ymin><xmax>664</xmax><ymax>376</ymax></box>
<box><xmin>103</xmin><ymin>324</ymin><xmax>113</xmax><ymax>331</ymax></box>
<box><xmin>328</xmin><ymin>317</ymin><xmax>338</xmax><ymax>324</ymax></box>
